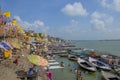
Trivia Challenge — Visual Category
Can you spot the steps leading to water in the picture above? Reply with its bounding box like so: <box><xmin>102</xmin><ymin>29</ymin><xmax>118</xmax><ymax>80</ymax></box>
<box><xmin>45</xmin><ymin>60</ymin><xmax>64</xmax><ymax>70</ymax></box>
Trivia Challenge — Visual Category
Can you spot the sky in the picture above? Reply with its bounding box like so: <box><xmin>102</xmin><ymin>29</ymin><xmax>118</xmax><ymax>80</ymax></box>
<box><xmin>0</xmin><ymin>0</ymin><xmax>120</xmax><ymax>40</ymax></box>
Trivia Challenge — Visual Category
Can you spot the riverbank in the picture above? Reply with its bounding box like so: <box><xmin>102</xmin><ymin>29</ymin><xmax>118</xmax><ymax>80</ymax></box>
<box><xmin>0</xmin><ymin>47</ymin><xmax>47</xmax><ymax>80</ymax></box>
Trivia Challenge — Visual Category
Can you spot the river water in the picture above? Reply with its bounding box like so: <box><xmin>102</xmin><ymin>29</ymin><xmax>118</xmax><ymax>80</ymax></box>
<box><xmin>51</xmin><ymin>55</ymin><xmax>102</xmax><ymax>80</ymax></box>
<box><xmin>51</xmin><ymin>40</ymin><xmax>120</xmax><ymax>80</ymax></box>
<box><xmin>71</xmin><ymin>40</ymin><xmax>120</xmax><ymax>56</ymax></box>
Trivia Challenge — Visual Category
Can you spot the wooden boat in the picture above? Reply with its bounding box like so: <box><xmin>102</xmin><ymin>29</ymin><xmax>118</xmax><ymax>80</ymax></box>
<box><xmin>59</xmin><ymin>53</ymin><xmax>68</xmax><ymax>57</ymax></box>
<box><xmin>68</xmin><ymin>54</ymin><xmax>77</xmax><ymax>61</ymax></box>
<box><xmin>48</xmin><ymin>62</ymin><xmax>59</xmax><ymax>65</ymax></box>
<box><xmin>52</xmin><ymin>50</ymin><xmax>68</xmax><ymax>54</ymax></box>
<box><xmin>114</xmin><ymin>65</ymin><xmax>120</xmax><ymax>76</ymax></box>
<box><xmin>48</xmin><ymin>65</ymin><xmax>64</xmax><ymax>69</ymax></box>
<box><xmin>48</xmin><ymin>59</ymin><xmax>56</xmax><ymax>62</ymax></box>
<box><xmin>44</xmin><ymin>65</ymin><xmax>64</xmax><ymax>70</ymax></box>
<box><xmin>89</xmin><ymin>57</ymin><xmax>112</xmax><ymax>71</ymax></box>
<box><xmin>68</xmin><ymin>49</ymin><xmax>83</xmax><ymax>57</ymax></box>
<box><xmin>45</xmin><ymin>60</ymin><xmax>64</xmax><ymax>70</ymax></box>
<box><xmin>77</xmin><ymin>57</ymin><xmax>96</xmax><ymax>72</ymax></box>
<box><xmin>68</xmin><ymin>49</ymin><xmax>88</xmax><ymax>61</ymax></box>
<box><xmin>101</xmin><ymin>70</ymin><xmax>120</xmax><ymax>80</ymax></box>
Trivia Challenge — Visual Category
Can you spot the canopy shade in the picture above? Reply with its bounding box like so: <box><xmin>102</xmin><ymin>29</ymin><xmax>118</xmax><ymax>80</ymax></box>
<box><xmin>28</xmin><ymin>54</ymin><xmax>48</xmax><ymax>66</ymax></box>
<box><xmin>0</xmin><ymin>42</ymin><xmax>11</xmax><ymax>50</ymax></box>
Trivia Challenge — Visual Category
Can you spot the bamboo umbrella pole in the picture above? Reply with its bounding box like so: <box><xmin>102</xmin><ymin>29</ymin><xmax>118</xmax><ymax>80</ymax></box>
<box><xmin>3</xmin><ymin>25</ymin><xmax>5</xmax><ymax>40</ymax></box>
<box><xmin>16</xmin><ymin>29</ymin><xmax>19</xmax><ymax>42</ymax></box>
<box><xmin>9</xmin><ymin>25</ymin><xmax>12</xmax><ymax>43</ymax></box>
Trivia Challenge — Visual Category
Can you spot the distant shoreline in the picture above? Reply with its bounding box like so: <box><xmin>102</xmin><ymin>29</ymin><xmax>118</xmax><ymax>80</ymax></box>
<box><xmin>69</xmin><ymin>39</ymin><xmax>120</xmax><ymax>41</ymax></box>
<box><xmin>99</xmin><ymin>39</ymin><xmax>120</xmax><ymax>41</ymax></box>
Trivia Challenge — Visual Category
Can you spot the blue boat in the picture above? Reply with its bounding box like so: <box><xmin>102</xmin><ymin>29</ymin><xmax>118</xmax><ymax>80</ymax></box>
<box><xmin>77</xmin><ymin>57</ymin><xmax>97</xmax><ymax>72</ymax></box>
<box><xmin>89</xmin><ymin>57</ymin><xmax>112</xmax><ymax>71</ymax></box>
<box><xmin>68</xmin><ymin>49</ymin><xmax>88</xmax><ymax>61</ymax></box>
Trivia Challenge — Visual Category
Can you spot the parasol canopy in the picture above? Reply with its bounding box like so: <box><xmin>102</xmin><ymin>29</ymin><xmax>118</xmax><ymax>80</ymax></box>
<box><xmin>2</xmin><ymin>41</ymin><xmax>13</xmax><ymax>49</ymax></box>
<box><xmin>11</xmin><ymin>41</ymin><xmax>22</xmax><ymax>49</ymax></box>
<box><xmin>0</xmin><ymin>41</ymin><xmax>11</xmax><ymax>50</ymax></box>
<box><xmin>28</xmin><ymin>54</ymin><xmax>48</xmax><ymax>66</ymax></box>
<box><xmin>0</xmin><ymin>44</ymin><xmax>7</xmax><ymax>50</ymax></box>
<box><xmin>4</xmin><ymin>49</ymin><xmax>12</xmax><ymax>58</ymax></box>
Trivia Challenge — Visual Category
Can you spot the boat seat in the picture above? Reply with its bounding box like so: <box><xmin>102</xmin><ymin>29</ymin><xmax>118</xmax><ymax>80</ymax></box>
<box><xmin>108</xmin><ymin>77</ymin><xmax>120</xmax><ymax>80</ymax></box>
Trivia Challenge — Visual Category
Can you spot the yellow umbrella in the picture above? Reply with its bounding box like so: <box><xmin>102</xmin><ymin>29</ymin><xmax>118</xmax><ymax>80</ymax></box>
<box><xmin>4</xmin><ymin>49</ymin><xmax>12</xmax><ymax>58</ymax></box>
<box><xmin>11</xmin><ymin>42</ymin><xmax>22</xmax><ymax>49</ymax></box>
<box><xmin>28</xmin><ymin>55</ymin><xmax>48</xmax><ymax>66</ymax></box>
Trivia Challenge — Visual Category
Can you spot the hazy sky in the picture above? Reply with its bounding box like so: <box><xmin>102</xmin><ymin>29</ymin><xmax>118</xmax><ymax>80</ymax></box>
<box><xmin>1</xmin><ymin>0</ymin><xmax>120</xmax><ymax>40</ymax></box>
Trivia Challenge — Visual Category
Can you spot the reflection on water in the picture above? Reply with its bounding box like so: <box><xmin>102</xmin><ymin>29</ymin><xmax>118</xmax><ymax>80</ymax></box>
<box><xmin>50</xmin><ymin>55</ymin><xmax>103</xmax><ymax>80</ymax></box>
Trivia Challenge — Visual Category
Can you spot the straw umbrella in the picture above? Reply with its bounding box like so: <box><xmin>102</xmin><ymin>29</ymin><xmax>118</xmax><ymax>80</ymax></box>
<box><xmin>28</xmin><ymin>54</ymin><xmax>48</xmax><ymax>66</ymax></box>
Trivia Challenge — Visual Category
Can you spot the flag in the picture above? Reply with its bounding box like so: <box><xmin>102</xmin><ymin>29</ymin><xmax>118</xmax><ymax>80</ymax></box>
<box><xmin>12</xmin><ymin>19</ymin><xmax>17</xmax><ymax>25</ymax></box>
<box><xmin>3</xmin><ymin>11</ymin><xmax>11</xmax><ymax>18</ymax></box>
<box><xmin>16</xmin><ymin>24</ymin><xmax>21</xmax><ymax>29</ymax></box>
<box><xmin>19</xmin><ymin>29</ymin><xmax>25</xmax><ymax>33</ymax></box>
<box><xmin>16</xmin><ymin>24</ymin><xmax>25</xmax><ymax>33</ymax></box>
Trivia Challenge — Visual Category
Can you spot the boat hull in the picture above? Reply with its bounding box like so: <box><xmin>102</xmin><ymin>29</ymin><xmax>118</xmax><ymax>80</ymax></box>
<box><xmin>101</xmin><ymin>70</ymin><xmax>120</xmax><ymax>80</ymax></box>
<box><xmin>89</xmin><ymin>57</ymin><xmax>112</xmax><ymax>71</ymax></box>
<box><xmin>68</xmin><ymin>54</ymin><xmax>77</xmax><ymax>61</ymax></box>
<box><xmin>59</xmin><ymin>54</ymin><xmax>68</xmax><ymax>57</ymax></box>
<box><xmin>77</xmin><ymin>58</ymin><xmax>96</xmax><ymax>72</ymax></box>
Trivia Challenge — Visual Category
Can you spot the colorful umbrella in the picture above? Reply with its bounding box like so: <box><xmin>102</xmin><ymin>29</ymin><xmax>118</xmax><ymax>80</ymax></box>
<box><xmin>28</xmin><ymin>55</ymin><xmax>48</xmax><ymax>66</ymax></box>
<box><xmin>4</xmin><ymin>49</ymin><xmax>12</xmax><ymax>58</ymax></box>
<box><xmin>2</xmin><ymin>41</ymin><xmax>13</xmax><ymax>49</ymax></box>
<box><xmin>0</xmin><ymin>42</ymin><xmax>11</xmax><ymax>50</ymax></box>
<box><xmin>11</xmin><ymin>41</ymin><xmax>22</xmax><ymax>49</ymax></box>
<box><xmin>0</xmin><ymin>44</ymin><xmax>7</xmax><ymax>50</ymax></box>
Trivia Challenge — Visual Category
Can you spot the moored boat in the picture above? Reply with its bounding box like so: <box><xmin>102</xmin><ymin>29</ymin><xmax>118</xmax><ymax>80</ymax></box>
<box><xmin>52</xmin><ymin>50</ymin><xmax>68</xmax><ymax>54</ymax></box>
<box><xmin>44</xmin><ymin>65</ymin><xmax>64</xmax><ymax>70</ymax></box>
<box><xmin>89</xmin><ymin>57</ymin><xmax>112</xmax><ymax>71</ymax></box>
<box><xmin>59</xmin><ymin>53</ymin><xmax>68</xmax><ymax>57</ymax></box>
<box><xmin>114</xmin><ymin>65</ymin><xmax>120</xmax><ymax>76</ymax></box>
<box><xmin>68</xmin><ymin>49</ymin><xmax>84</xmax><ymax>57</ymax></box>
<box><xmin>77</xmin><ymin>57</ymin><xmax>97</xmax><ymax>72</ymax></box>
<box><xmin>101</xmin><ymin>70</ymin><xmax>120</xmax><ymax>80</ymax></box>
<box><xmin>48</xmin><ymin>59</ymin><xmax>56</xmax><ymax>62</ymax></box>
<box><xmin>48</xmin><ymin>62</ymin><xmax>59</xmax><ymax>65</ymax></box>
<box><xmin>68</xmin><ymin>54</ymin><xmax>77</xmax><ymax>61</ymax></box>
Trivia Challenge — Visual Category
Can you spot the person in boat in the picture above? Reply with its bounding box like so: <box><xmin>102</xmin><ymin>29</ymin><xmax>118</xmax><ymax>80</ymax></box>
<box><xmin>60</xmin><ymin>61</ymin><xmax>64</xmax><ymax>67</ymax></box>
